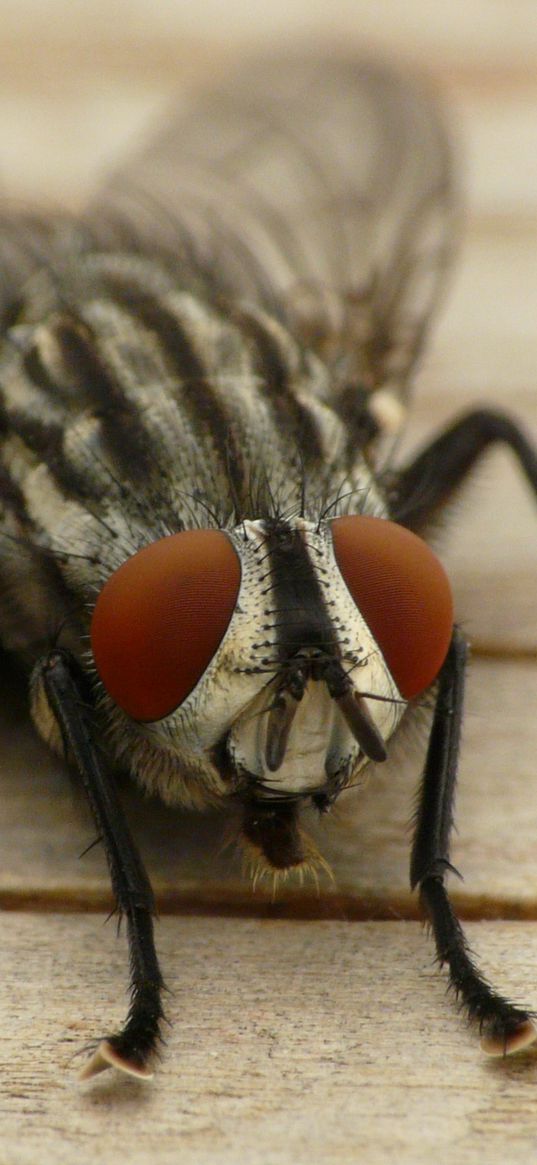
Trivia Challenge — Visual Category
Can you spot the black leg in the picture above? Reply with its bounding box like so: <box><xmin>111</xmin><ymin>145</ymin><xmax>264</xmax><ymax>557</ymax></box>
<box><xmin>393</xmin><ymin>407</ymin><xmax>537</xmax><ymax>530</ymax></box>
<box><xmin>33</xmin><ymin>648</ymin><xmax>165</xmax><ymax>1080</ymax></box>
<box><xmin>411</xmin><ymin>628</ymin><xmax>536</xmax><ymax>1054</ymax></box>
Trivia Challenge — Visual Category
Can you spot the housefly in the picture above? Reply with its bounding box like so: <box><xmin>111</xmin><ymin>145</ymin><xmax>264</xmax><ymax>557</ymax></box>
<box><xmin>0</xmin><ymin>54</ymin><xmax>535</xmax><ymax>1078</ymax></box>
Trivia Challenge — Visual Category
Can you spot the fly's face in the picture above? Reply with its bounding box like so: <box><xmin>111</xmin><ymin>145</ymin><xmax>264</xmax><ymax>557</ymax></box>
<box><xmin>91</xmin><ymin>515</ymin><xmax>453</xmax><ymax>819</ymax></box>
<box><xmin>224</xmin><ymin>518</ymin><xmax>404</xmax><ymax>802</ymax></box>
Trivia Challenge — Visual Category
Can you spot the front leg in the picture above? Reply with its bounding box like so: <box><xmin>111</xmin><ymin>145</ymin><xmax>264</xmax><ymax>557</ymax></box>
<box><xmin>411</xmin><ymin>628</ymin><xmax>536</xmax><ymax>1054</ymax></box>
<box><xmin>31</xmin><ymin>649</ymin><xmax>164</xmax><ymax>1079</ymax></box>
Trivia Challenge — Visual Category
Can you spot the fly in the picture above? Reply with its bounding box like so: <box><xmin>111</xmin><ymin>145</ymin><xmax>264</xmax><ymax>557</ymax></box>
<box><xmin>1</xmin><ymin>54</ymin><xmax>536</xmax><ymax>1079</ymax></box>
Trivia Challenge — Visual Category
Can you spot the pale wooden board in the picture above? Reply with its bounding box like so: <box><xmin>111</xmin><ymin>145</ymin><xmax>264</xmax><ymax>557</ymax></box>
<box><xmin>2</xmin><ymin>915</ymin><xmax>537</xmax><ymax>1165</ymax></box>
<box><xmin>1</xmin><ymin>655</ymin><xmax>536</xmax><ymax>913</ymax></box>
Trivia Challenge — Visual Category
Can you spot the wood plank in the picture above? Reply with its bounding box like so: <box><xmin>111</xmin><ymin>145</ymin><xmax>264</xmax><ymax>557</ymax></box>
<box><xmin>1</xmin><ymin>656</ymin><xmax>536</xmax><ymax>913</ymax></box>
<box><xmin>1</xmin><ymin>915</ymin><xmax>537</xmax><ymax>1164</ymax></box>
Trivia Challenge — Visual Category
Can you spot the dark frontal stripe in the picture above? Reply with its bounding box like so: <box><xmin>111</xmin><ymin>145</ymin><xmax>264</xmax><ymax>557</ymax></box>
<box><xmin>102</xmin><ymin>276</ymin><xmax>248</xmax><ymax>499</ymax></box>
<box><xmin>49</xmin><ymin>312</ymin><xmax>156</xmax><ymax>482</ymax></box>
<box><xmin>265</xmin><ymin>519</ymin><xmax>338</xmax><ymax>665</ymax></box>
<box><xmin>233</xmin><ymin>308</ymin><xmax>324</xmax><ymax>466</ymax></box>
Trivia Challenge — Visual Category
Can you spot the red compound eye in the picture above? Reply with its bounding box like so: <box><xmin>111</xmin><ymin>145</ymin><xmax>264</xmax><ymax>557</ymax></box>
<box><xmin>91</xmin><ymin>530</ymin><xmax>241</xmax><ymax>721</ymax></box>
<box><xmin>331</xmin><ymin>515</ymin><xmax>453</xmax><ymax>699</ymax></box>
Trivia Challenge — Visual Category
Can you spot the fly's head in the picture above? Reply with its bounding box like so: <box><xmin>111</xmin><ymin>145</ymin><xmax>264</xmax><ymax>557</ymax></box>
<box><xmin>91</xmin><ymin>515</ymin><xmax>453</xmax><ymax>874</ymax></box>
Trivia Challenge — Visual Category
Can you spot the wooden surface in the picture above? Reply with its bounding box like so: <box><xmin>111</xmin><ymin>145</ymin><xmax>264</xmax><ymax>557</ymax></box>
<box><xmin>2</xmin><ymin>917</ymin><xmax>537</xmax><ymax>1165</ymax></box>
<box><xmin>1</xmin><ymin>5</ymin><xmax>537</xmax><ymax>1163</ymax></box>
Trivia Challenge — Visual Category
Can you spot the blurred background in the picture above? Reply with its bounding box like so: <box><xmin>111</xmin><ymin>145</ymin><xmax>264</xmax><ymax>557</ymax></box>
<box><xmin>1</xmin><ymin>0</ymin><xmax>536</xmax><ymax>216</ymax></box>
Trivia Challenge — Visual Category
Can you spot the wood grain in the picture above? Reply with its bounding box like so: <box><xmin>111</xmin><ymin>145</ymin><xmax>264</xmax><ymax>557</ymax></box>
<box><xmin>1</xmin><ymin>656</ymin><xmax>537</xmax><ymax>915</ymax></box>
<box><xmin>3</xmin><ymin>916</ymin><xmax>537</xmax><ymax>1165</ymax></box>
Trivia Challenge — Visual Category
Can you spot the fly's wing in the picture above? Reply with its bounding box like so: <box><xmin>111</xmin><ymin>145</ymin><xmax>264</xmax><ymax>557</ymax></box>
<box><xmin>95</xmin><ymin>54</ymin><xmax>457</xmax><ymax>410</ymax></box>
